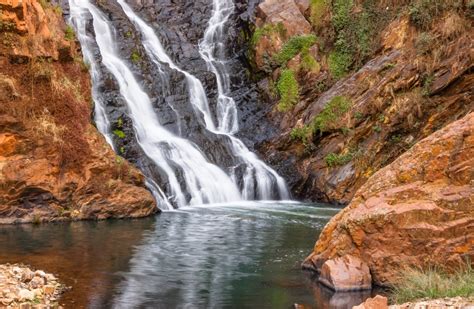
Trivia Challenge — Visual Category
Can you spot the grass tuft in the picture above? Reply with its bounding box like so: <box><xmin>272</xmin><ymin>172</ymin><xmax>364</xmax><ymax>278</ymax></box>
<box><xmin>311</xmin><ymin>95</ymin><xmax>351</xmax><ymax>134</ymax></box>
<box><xmin>277</xmin><ymin>69</ymin><xmax>299</xmax><ymax>111</ymax></box>
<box><xmin>391</xmin><ymin>265</ymin><xmax>474</xmax><ymax>304</ymax></box>
<box><xmin>274</xmin><ymin>34</ymin><xmax>317</xmax><ymax>65</ymax></box>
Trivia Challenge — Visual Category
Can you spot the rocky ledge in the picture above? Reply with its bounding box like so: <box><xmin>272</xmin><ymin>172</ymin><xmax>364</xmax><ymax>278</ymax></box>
<box><xmin>303</xmin><ymin>112</ymin><xmax>473</xmax><ymax>287</ymax></box>
<box><xmin>0</xmin><ymin>264</ymin><xmax>65</xmax><ymax>308</ymax></box>
<box><xmin>353</xmin><ymin>295</ymin><xmax>474</xmax><ymax>309</ymax></box>
<box><xmin>0</xmin><ymin>0</ymin><xmax>157</xmax><ymax>223</ymax></box>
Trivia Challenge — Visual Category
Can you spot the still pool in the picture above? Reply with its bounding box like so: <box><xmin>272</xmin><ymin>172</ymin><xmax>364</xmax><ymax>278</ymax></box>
<box><xmin>0</xmin><ymin>202</ymin><xmax>376</xmax><ymax>308</ymax></box>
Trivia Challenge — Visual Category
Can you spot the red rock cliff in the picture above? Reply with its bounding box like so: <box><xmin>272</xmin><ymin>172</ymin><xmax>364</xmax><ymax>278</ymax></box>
<box><xmin>0</xmin><ymin>0</ymin><xmax>157</xmax><ymax>223</ymax></box>
<box><xmin>303</xmin><ymin>112</ymin><xmax>473</xmax><ymax>286</ymax></box>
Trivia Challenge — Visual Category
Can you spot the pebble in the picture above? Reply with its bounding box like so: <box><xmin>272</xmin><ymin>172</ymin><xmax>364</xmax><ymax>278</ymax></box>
<box><xmin>0</xmin><ymin>263</ymin><xmax>65</xmax><ymax>309</ymax></box>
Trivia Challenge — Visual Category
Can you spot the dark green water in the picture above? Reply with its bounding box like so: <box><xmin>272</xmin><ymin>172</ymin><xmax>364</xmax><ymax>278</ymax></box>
<box><xmin>0</xmin><ymin>202</ymin><xmax>374</xmax><ymax>308</ymax></box>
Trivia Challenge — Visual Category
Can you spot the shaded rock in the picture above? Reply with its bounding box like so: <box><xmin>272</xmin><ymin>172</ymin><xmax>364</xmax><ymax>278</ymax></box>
<box><xmin>318</xmin><ymin>255</ymin><xmax>372</xmax><ymax>291</ymax></box>
<box><xmin>303</xmin><ymin>113</ymin><xmax>474</xmax><ymax>285</ymax></box>
<box><xmin>353</xmin><ymin>295</ymin><xmax>388</xmax><ymax>309</ymax></box>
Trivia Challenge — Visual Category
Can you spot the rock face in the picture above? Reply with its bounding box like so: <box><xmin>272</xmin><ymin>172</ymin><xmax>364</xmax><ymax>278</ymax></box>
<box><xmin>0</xmin><ymin>0</ymin><xmax>157</xmax><ymax>223</ymax></box>
<box><xmin>353</xmin><ymin>295</ymin><xmax>388</xmax><ymax>309</ymax></box>
<box><xmin>319</xmin><ymin>255</ymin><xmax>372</xmax><ymax>291</ymax></box>
<box><xmin>251</xmin><ymin>0</ymin><xmax>473</xmax><ymax>204</ymax></box>
<box><xmin>303</xmin><ymin>113</ymin><xmax>474</xmax><ymax>286</ymax></box>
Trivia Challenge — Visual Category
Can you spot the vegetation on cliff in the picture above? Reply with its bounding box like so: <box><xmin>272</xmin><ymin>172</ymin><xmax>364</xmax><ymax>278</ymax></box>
<box><xmin>252</xmin><ymin>0</ymin><xmax>473</xmax><ymax>204</ymax></box>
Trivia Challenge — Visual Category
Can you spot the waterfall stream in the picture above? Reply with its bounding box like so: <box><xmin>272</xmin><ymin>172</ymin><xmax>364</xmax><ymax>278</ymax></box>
<box><xmin>69</xmin><ymin>0</ymin><xmax>289</xmax><ymax>208</ymax></box>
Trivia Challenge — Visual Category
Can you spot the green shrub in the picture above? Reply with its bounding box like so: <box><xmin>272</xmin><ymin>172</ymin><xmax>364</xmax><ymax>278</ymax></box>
<box><xmin>325</xmin><ymin>152</ymin><xmax>353</xmax><ymax>167</ymax></box>
<box><xmin>391</xmin><ymin>265</ymin><xmax>474</xmax><ymax>304</ymax></box>
<box><xmin>290</xmin><ymin>125</ymin><xmax>311</xmax><ymax>144</ymax></box>
<box><xmin>332</xmin><ymin>0</ymin><xmax>353</xmax><ymax>31</ymax></box>
<box><xmin>277</xmin><ymin>69</ymin><xmax>299</xmax><ymax>111</ymax></box>
<box><xmin>113</xmin><ymin>129</ymin><xmax>126</xmax><ymax>139</ymax></box>
<box><xmin>408</xmin><ymin>0</ymin><xmax>443</xmax><ymax>30</ymax></box>
<box><xmin>328</xmin><ymin>50</ymin><xmax>352</xmax><ymax>79</ymax></box>
<box><xmin>64</xmin><ymin>25</ymin><xmax>75</xmax><ymax>41</ymax></box>
<box><xmin>130</xmin><ymin>50</ymin><xmax>141</xmax><ymax>63</ymax></box>
<box><xmin>312</xmin><ymin>96</ymin><xmax>351</xmax><ymax>134</ymax></box>
<box><xmin>274</xmin><ymin>34</ymin><xmax>317</xmax><ymax>65</ymax></box>
<box><xmin>310</xmin><ymin>0</ymin><xmax>326</xmax><ymax>26</ymax></box>
<box><xmin>251</xmin><ymin>22</ymin><xmax>286</xmax><ymax>46</ymax></box>
<box><xmin>300</xmin><ymin>50</ymin><xmax>320</xmax><ymax>73</ymax></box>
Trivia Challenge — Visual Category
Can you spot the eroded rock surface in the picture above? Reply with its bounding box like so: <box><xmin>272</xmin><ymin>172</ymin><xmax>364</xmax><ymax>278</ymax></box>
<box><xmin>0</xmin><ymin>0</ymin><xmax>157</xmax><ymax>223</ymax></box>
<box><xmin>303</xmin><ymin>113</ymin><xmax>474</xmax><ymax>285</ymax></box>
<box><xmin>251</xmin><ymin>0</ymin><xmax>473</xmax><ymax>204</ymax></box>
<box><xmin>319</xmin><ymin>255</ymin><xmax>372</xmax><ymax>291</ymax></box>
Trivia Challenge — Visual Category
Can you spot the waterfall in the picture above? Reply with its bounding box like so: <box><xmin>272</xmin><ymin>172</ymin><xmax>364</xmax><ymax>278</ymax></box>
<box><xmin>199</xmin><ymin>0</ymin><xmax>290</xmax><ymax>200</ymax></box>
<box><xmin>116</xmin><ymin>0</ymin><xmax>290</xmax><ymax>201</ymax></box>
<box><xmin>69</xmin><ymin>0</ymin><xmax>242</xmax><ymax>209</ymax></box>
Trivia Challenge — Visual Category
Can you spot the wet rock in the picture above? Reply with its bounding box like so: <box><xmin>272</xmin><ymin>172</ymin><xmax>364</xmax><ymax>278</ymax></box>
<box><xmin>353</xmin><ymin>295</ymin><xmax>388</xmax><ymax>309</ymax></box>
<box><xmin>318</xmin><ymin>255</ymin><xmax>372</xmax><ymax>291</ymax></box>
<box><xmin>304</xmin><ymin>113</ymin><xmax>474</xmax><ymax>285</ymax></box>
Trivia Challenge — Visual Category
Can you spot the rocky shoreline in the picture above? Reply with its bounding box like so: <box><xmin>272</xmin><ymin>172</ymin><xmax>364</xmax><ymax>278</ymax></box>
<box><xmin>0</xmin><ymin>264</ymin><xmax>66</xmax><ymax>308</ymax></box>
<box><xmin>353</xmin><ymin>295</ymin><xmax>474</xmax><ymax>309</ymax></box>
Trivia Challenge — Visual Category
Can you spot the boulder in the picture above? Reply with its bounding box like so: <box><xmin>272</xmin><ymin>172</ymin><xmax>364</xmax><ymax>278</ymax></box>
<box><xmin>353</xmin><ymin>295</ymin><xmax>388</xmax><ymax>309</ymax></box>
<box><xmin>318</xmin><ymin>255</ymin><xmax>372</xmax><ymax>291</ymax></box>
<box><xmin>303</xmin><ymin>113</ymin><xmax>474</xmax><ymax>285</ymax></box>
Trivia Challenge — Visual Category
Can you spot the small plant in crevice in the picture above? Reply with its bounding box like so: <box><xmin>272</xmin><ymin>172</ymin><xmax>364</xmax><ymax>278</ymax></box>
<box><xmin>325</xmin><ymin>151</ymin><xmax>354</xmax><ymax>167</ymax></box>
<box><xmin>311</xmin><ymin>95</ymin><xmax>352</xmax><ymax>135</ymax></box>
<box><xmin>130</xmin><ymin>50</ymin><xmax>141</xmax><ymax>64</ymax></box>
<box><xmin>415</xmin><ymin>32</ymin><xmax>434</xmax><ymax>55</ymax></box>
<box><xmin>251</xmin><ymin>22</ymin><xmax>287</xmax><ymax>47</ymax></box>
<box><xmin>290</xmin><ymin>125</ymin><xmax>311</xmax><ymax>145</ymax></box>
<box><xmin>277</xmin><ymin>69</ymin><xmax>299</xmax><ymax>112</ymax></box>
<box><xmin>310</xmin><ymin>0</ymin><xmax>327</xmax><ymax>27</ymax></box>
<box><xmin>421</xmin><ymin>73</ymin><xmax>434</xmax><ymax>96</ymax></box>
<box><xmin>300</xmin><ymin>50</ymin><xmax>320</xmax><ymax>73</ymax></box>
<box><xmin>113</xmin><ymin>129</ymin><xmax>126</xmax><ymax>139</ymax></box>
<box><xmin>273</xmin><ymin>34</ymin><xmax>317</xmax><ymax>65</ymax></box>
<box><xmin>373</xmin><ymin>125</ymin><xmax>382</xmax><ymax>133</ymax></box>
<box><xmin>64</xmin><ymin>25</ymin><xmax>75</xmax><ymax>41</ymax></box>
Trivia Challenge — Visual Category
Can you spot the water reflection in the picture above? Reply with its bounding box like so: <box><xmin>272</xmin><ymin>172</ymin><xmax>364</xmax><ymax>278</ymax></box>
<box><xmin>112</xmin><ymin>202</ymin><xmax>340</xmax><ymax>308</ymax></box>
<box><xmin>0</xmin><ymin>218</ymin><xmax>156</xmax><ymax>308</ymax></box>
<box><xmin>0</xmin><ymin>202</ymin><xmax>376</xmax><ymax>308</ymax></box>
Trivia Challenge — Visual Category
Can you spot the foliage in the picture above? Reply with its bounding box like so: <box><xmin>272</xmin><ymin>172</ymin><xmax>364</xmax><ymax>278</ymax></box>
<box><xmin>300</xmin><ymin>50</ymin><xmax>320</xmax><ymax>73</ymax></box>
<box><xmin>328</xmin><ymin>50</ymin><xmax>352</xmax><ymax>79</ymax></box>
<box><xmin>113</xmin><ymin>129</ymin><xmax>126</xmax><ymax>139</ymax></box>
<box><xmin>290</xmin><ymin>125</ymin><xmax>311</xmax><ymax>144</ymax></box>
<box><xmin>415</xmin><ymin>32</ymin><xmax>434</xmax><ymax>55</ymax></box>
<box><xmin>311</xmin><ymin>96</ymin><xmax>351</xmax><ymax>134</ymax></box>
<box><xmin>325</xmin><ymin>151</ymin><xmax>353</xmax><ymax>167</ymax></box>
<box><xmin>409</xmin><ymin>0</ymin><xmax>442</xmax><ymax>30</ymax></box>
<box><xmin>391</xmin><ymin>265</ymin><xmax>474</xmax><ymax>304</ymax></box>
<box><xmin>130</xmin><ymin>50</ymin><xmax>141</xmax><ymax>63</ymax></box>
<box><xmin>274</xmin><ymin>34</ymin><xmax>317</xmax><ymax>65</ymax></box>
<box><xmin>251</xmin><ymin>22</ymin><xmax>286</xmax><ymax>47</ymax></box>
<box><xmin>310</xmin><ymin>0</ymin><xmax>326</xmax><ymax>26</ymax></box>
<box><xmin>332</xmin><ymin>0</ymin><xmax>353</xmax><ymax>31</ymax></box>
<box><xmin>277</xmin><ymin>69</ymin><xmax>299</xmax><ymax>111</ymax></box>
<box><xmin>64</xmin><ymin>25</ymin><xmax>75</xmax><ymax>41</ymax></box>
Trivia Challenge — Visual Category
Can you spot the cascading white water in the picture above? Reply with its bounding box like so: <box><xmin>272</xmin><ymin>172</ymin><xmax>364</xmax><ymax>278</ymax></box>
<box><xmin>116</xmin><ymin>0</ymin><xmax>290</xmax><ymax>201</ymax></box>
<box><xmin>69</xmin><ymin>0</ymin><xmax>242</xmax><ymax>209</ymax></box>
<box><xmin>69</xmin><ymin>5</ymin><xmax>113</xmax><ymax>147</ymax></box>
<box><xmin>199</xmin><ymin>0</ymin><xmax>290</xmax><ymax>200</ymax></box>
